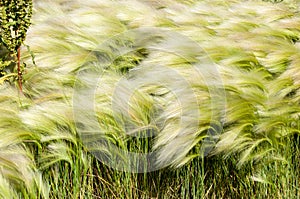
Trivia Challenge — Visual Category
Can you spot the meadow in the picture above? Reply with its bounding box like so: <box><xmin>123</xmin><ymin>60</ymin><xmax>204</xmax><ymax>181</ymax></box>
<box><xmin>0</xmin><ymin>0</ymin><xmax>299</xmax><ymax>198</ymax></box>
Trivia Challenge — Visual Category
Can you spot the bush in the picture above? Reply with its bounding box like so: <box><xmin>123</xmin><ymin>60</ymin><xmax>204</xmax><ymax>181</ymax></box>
<box><xmin>0</xmin><ymin>0</ymin><xmax>32</xmax><ymax>89</ymax></box>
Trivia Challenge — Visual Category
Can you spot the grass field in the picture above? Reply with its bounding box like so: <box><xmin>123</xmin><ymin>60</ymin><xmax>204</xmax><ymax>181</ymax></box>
<box><xmin>0</xmin><ymin>0</ymin><xmax>299</xmax><ymax>198</ymax></box>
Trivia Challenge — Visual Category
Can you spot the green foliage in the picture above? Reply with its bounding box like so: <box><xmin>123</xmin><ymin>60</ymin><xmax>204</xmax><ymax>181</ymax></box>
<box><xmin>0</xmin><ymin>43</ymin><xmax>14</xmax><ymax>78</ymax></box>
<box><xmin>0</xmin><ymin>0</ymin><xmax>299</xmax><ymax>198</ymax></box>
<box><xmin>0</xmin><ymin>0</ymin><xmax>32</xmax><ymax>52</ymax></box>
<box><xmin>0</xmin><ymin>0</ymin><xmax>32</xmax><ymax>87</ymax></box>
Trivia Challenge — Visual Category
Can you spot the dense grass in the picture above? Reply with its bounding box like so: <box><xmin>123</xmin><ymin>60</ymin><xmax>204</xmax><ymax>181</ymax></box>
<box><xmin>38</xmin><ymin>136</ymin><xmax>300</xmax><ymax>198</ymax></box>
<box><xmin>0</xmin><ymin>0</ymin><xmax>300</xmax><ymax>198</ymax></box>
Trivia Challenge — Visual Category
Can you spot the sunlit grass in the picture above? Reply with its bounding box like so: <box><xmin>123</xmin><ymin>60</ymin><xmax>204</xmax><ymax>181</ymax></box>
<box><xmin>0</xmin><ymin>0</ymin><xmax>299</xmax><ymax>198</ymax></box>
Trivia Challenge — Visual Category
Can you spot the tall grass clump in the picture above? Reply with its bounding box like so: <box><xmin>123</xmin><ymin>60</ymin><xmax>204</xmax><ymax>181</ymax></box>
<box><xmin>0</xmin><ymin>86</ymin><xmax>49</xmax><ymax>198</ymax></box>
<box><xmin>0</xmin><ymin>0</ymin><xmax>298</xmax><ymax>198</ymax></box>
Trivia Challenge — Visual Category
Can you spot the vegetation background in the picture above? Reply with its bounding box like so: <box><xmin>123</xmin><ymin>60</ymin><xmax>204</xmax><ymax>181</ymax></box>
<box><xmin>0</xmin><ymin>0</ymin><xmax>299</xmax><ymax>198</ymax></box>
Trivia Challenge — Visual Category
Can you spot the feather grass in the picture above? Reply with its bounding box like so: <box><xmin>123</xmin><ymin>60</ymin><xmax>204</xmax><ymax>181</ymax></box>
<box><xmin>24</xmin><ymin>0</ymin><xmax>300</xmax><ymax>168</ymax></box>
<box><xmin>0</xmin><ymin>0</ymin><xmax>298</xmax><ymax>197</ymax></box>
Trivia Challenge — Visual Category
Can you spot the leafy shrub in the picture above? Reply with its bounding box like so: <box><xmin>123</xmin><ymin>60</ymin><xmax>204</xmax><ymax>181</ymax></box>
<box><xmin>0</xmin><ymin>0</ymin><xmax>32</xmax><ymax>90</ymax></box>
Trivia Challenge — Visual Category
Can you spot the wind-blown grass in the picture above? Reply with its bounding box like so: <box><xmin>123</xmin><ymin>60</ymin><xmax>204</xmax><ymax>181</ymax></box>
<box><xmin>0</xmin><ymin>86</ymin><xmax>49</xmax><ymax>198</ymax></box>
<box><xmin>0</xmin><ymin>0</ymin><xmax>299</xmax><ymax>198</ymax></box>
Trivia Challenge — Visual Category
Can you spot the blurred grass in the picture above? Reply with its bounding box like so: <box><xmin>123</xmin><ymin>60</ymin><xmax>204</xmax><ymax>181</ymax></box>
<box><xmin>0</xmin><ymin>0</ymin><xmax>299</xmax><ymax>198</ymax></box>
